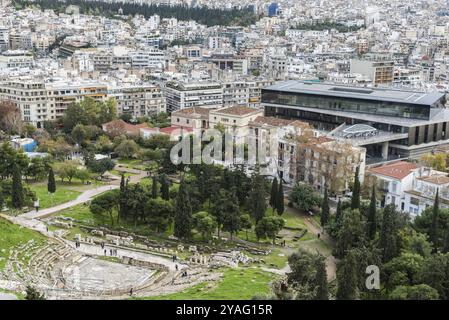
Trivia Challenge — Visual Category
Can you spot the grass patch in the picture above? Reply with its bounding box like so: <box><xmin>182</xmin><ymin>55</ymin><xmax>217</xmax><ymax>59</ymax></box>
<box><xmin>139</xmin><ymin>267</ymin><xmax>277</xmax><ymax>300</ymax></box>
<box><xmin>29</xmin><ymin>182</ymin><xmax>82</xmax><ymax>209</ymax></box>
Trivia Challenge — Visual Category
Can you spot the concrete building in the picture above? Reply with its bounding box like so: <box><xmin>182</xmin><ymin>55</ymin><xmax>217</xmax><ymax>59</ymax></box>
<box><xmin>163</xmin><ymin>81</ymin><xmax>223</xmax><ymax>112</ymax></box>
<box><xmin>262</xmin><ymin>81</ymin><xmax>447</xmax><ymax>163</ymax></box>
<box><xmin>350</xmin><ymin>54</ymin><xmax>394</xmax><ymax>86</ymax></box>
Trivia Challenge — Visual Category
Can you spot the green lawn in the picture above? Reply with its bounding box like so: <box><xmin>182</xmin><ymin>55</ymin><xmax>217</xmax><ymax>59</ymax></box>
<box><xmin>139</xmin><ymin>267</ymin><xmax>277</xmax><ymax>300</ymax></box>
<box><xmin>0</xmin><ymin>217</ymin><xmax>47</xmax><ymax>270</ymax></box>
<box><xmin>29</xmin><ymin>182</ymin><xmax>82</xmax><ymax>209</ymax></box>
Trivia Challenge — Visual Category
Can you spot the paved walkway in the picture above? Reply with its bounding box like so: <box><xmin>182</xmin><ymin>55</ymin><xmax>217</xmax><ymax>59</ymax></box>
<box><xmin>20</xmin><ymin>185</ymin><xmax>119</xmax><ymax>219</ymax></box>
<box><xmin>0</xmin><ymin>293</ymin><xmax>18</xmax><ymax>300</ymax></box>
<box><xmin>68</xmin><ymin>242</ymin><xmax>186</xmax><ymax>272</ymax></box>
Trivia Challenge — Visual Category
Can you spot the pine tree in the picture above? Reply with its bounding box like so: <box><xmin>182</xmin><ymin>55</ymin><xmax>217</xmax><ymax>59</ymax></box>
<box><xmin>430</xmin><ymin>189</ymin><xmax>439</xmax><ymax>253</ymax></box>
<box><xmin>270</xmin><ymin>177</ymin><xmax>278</xmax><ymax>210</ymax></box>
<box><xmin>366</xmin><ymin>184</ymin><xmax>377</xmax><ymax>240</ymax></box>
<box><xmin>320</xmin><ymin>187</ymin><xmax>329</xmax><ymax>226</ymax></box>
<box><xmin>314</xmin><ymin>257</ymin><xmax>329</xmax><ymax>300</ymax></box>
<box><xmin>47</xmin><ymin>167</ymin><xmax>56</xmax><ymax>194</ymax></box>
<box><xmin>160</xmin><ymin>174</ymin><xmax>170</xmax><ymax>201</ymax></box>
<box><xmin>277</xmin><ymin>181</ymin><xmax>285</xmax><ymax>215</ymax></box>
<box><xmin>336</xmin><ymin>250</ymin><xmax>358</xmax><ymax>300</ymax></box>
<box><xmin>11</xmin><ymin>163</ymin><xmax>24</xmax><ymax>209</ymax></box>
<box><xmin>351</xmin><ymin>166</ymin><xmax>361</xmax><ymax>210</ymax></box>
<box><xmin>151</xmin><ymin>175</ymin><xmax>158</xmax><ymax>199</ymax></box>
<box><xmin>174</xmin><ymin>179</ymin><xmax>193</xmax><ymax>240</ymax></box>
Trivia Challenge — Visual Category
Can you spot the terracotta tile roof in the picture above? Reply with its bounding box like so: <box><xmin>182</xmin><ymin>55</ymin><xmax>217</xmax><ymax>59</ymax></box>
<box><xmin>417</xmin><ymin>174</ymin><xmax>449</xmax><ymax>185</ymax></box>
<box><xmin>213</xmin><ymin>106</ymin><xmax>261</xmax><ymax>116</ymax></box>
<box><xmin>102</xmin><ymin>119</ymin><xmax>150</xmax><ymax>135</ymax></box>
<box><xmin>368</xmin><ymin>161</ymin><xmax>417</xmax><ymax>180</ymax></box>
<box><xmin>159</xmin><ymin>126</ymin><xmax>193</xmax><ymax>135</ymax></box>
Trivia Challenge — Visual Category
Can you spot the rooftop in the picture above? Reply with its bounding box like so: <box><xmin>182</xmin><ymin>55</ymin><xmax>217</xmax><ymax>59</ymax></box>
<box><xmin>212</xmin><ymin>106</ymin><xmax>262</xmax><ymax>116</ymax></box>
<box><xmin>172</xmin><ymin>107</ymin><xmax>210</xmax><ymax>117</ymax></box>
<box><xmin>264</xmin><ymin>81</ymin><xmax>445</xmax><ymax>106</ymax></box>
<box><xmin>368</xmin><ymin>161</ymin><xmax>418</xmax><ymax>180</ymax></box>
<box><xmin>417</xmin><ymin>175</ymin><xmax>449</xmax><ymax>185</ymax></box>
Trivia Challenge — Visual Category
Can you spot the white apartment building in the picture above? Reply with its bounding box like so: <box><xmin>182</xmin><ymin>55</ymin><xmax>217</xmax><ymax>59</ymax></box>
<box><xmin>109</xmin><ymin>84</ymin><xmax>166</xmax><ymax>118</ymax></box>
<box><xmin>367</xmin><ymin>161</ymin><xmax>418</xmax><ymax>210</ymax></box>
<box><xmin>0</xmin><ymin>50</ymin><xmax>34</xmax><ymax>69</ymax></box>
<box><xmin>163</xmin><ymin>81</ymin><xmax>223</xmax><ymax>112</ymax></box>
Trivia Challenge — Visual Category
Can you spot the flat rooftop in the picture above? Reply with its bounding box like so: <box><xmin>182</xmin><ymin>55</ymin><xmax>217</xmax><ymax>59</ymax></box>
<box><xmin>264</xmin><ymin>81</ymin><xmax>445</xmax><ymax>106</ymax></box>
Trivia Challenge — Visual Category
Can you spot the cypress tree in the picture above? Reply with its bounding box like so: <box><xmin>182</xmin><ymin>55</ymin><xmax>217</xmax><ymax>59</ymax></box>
<box><xmin>249</xmin><ymin>168</ymin><xmax>267</xmax><ymax>223</ymax></box>
<box><xmin>366</xmin><ymin>184</ymin><xmax>377</xmax><ymax>240</ymax></box>
<box><xmin>174</xmin><ymin>179</ymin><xmax>193</xmax><ymax>240</ymax></box>
<box><xmin>151</xmin><ymin>175</ymin><xmax>158</xmax><ymax>199</ymax></box>
<box><xmin>430</xmin><ymin>189</ymin><xmax>439</xmax><ymax>253</ymax></box>
<box><xmin>335</xmin><ymin>198</ymin><xmax>342</xmax><ymax>222</ymax></box>
<box><xmin>160</xmin><ymin>174</ymin><xmax>170</xmax><ymax>201</ymax></box>
<box><xmin>351</xmin><ymin>166</ymin><xmax>360</xmax><ymax>210</ymax></box>
<box><xmin>314</xmin><ymin>257</ymin><xmax>329</xmax><ymax>300</ymax></box>
<box><xmin>11</xmin><ymin>163</ymin><xmax>24</xmax><ymax>209</ymax></box>
<box><xmin>277</xmin><ymin>181</ymin><xmax>285</xmax><ymax>215</ymax></box>
<box><xmin>320</xmin><ymin>186</ymin><xmax>329</xmax><ymax>226</ymax></box>
<box><xmin>270</xmin><ymin>177</ymin><xmax>278</xmax><ymax>210</ymax></box>
<box><xmin>336</xmin><ymin>250</ymin><xmax>358</xmax><ymax>300</ymax></box>
<box><xmin>379</xmin><ymin>204</ymin><xmax>399</xmax><ymax>262</ymax></box>
<box><xmin>47</xmin><ymin>167</ymin><xmax>56</xmax><ymax>194</ymax></box>
<box><xmin>118</xmin><ymin>174</ymin><xmax>127</xmax><ymax>221</ymax></box>
<box><xmin>443</xmin><ymin>230</ymin><xmax>449</xmax><ymax>254</ymax></box>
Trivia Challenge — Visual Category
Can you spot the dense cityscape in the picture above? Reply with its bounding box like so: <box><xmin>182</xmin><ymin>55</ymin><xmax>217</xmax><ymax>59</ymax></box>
<box><xmin>1</xmin><ymin>0</ymin><xmax>449</xmax><ymax>303</ymax></box>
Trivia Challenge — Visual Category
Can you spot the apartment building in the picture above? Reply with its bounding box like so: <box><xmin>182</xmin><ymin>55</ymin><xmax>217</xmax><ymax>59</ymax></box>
<box><xmin>350</xmin><ymin>54</ymin><xmax>394</xmax><ymax>86</ymax></box>
<box><xmin>163</xmin><ymin>81</ymin><xmax>223</xmax><ymax>112</ymax></box>
<box><xmin>109</xmin><ymin>84</ymin><xmax>166</xmax><ymax>118</ymax></box>
<box><xmin>0</xmin><ymin>50</ymin><xmax>34</xmax><ymax>68</ymax></box>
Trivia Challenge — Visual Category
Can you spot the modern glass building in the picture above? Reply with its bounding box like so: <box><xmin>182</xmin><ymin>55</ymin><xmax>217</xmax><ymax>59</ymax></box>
<box><xmin>262</xmin><ymin>81</ymin><xmax>448</xmax><ymax>161</ymax></box>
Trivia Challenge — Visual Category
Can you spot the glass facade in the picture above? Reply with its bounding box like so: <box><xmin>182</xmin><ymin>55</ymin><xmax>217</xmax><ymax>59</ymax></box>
<box><xmin>261</xmin><ymin>89</ymin><xmax>431</xmax><ymax>120</ymax></box>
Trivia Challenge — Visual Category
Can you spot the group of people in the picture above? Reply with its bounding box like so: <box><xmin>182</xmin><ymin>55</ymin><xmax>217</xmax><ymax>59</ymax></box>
<box><xmin>104</xmin><ymin>248</ymin><xmax>118</xmax><ymax>256</ymax></box>
<box><xmin>75</xmin><ymin>241</ymin><xmax>81</xmax><ymax>248</ymax></box>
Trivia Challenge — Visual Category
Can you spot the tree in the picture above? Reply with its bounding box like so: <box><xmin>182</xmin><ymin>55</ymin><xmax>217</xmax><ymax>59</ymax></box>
<box><xmin>335</xmin><ymin>209</ymin><xmax>365</xmax><ymax>257</ymax></box>
<box><xmin>270</xmin><ymin>177</ymin><xmax>278</xmax><ymax>209</ymax></box>
<box><xmin>430</xmin><ymin>190</ymin><xmax>439</xmax><ymax>253</ymax></box>
<box><xmin>366</xmin><ymin>184</ymin><xmax>377</xmax><ymax>240</ymax></box>
<box><xmin>389</xmin><ymin>284</ymin><xmax>439</xmax><ymax>300</ymax></box>
<box><xmin>336</xmin><ymin>250</ymin><xmax>358</xmax><ymax>300</ymax></box>
<box><xmin>418</xmin><ymin>253</ymin><xmax>449</xmax><ymax>299</ymax></box>
<box><xmin>255</xmin><ymin>216</ymin><xmax>285</xmax><ymax>244</ymax></box>
<box><xmin>277</xmin><ymin>181</ymin><xmax>285</xmax><ymax>215</ymax></box>
<box><xmin>47</xmin><ymin>167</ymin><xmax>56</xmax><ymax>194</ymax></box>
<box><xmin>71</xmin><ymin>124</ymin><xmax>88</xmax><ymax>145</ymax></box>
<box><xmin>221</xmin><ymin>190</ymin><xmax>241</xmax><ymax>240</ymax></box>
<box><xmin>289</xmin><ymin>183</ymin><xmax>321</xmax><ymax>212</ymax></box>
<box><xmin>96</xmin><ymin>135</ymin><xmax>113</xmax><ymax>153</ymax></box>
<box><xmin>320</xmin><ymin>186</ymin><xmax>329</xmax><ymax>226</ymax></box>
<box><xmin>192</xmin><ymin>211</ymin><xmax>217</xmax><ymax>240</ymax></box>
<box><xmin>351</xmin><ymin>166</ymin><xmax>361</xmax><ymax>210</ymax></box>
<box><xmin>335</xmin><ymin>198</ymin><xmax>342</xmax><ymax>222</ymax></box>
<box><xmin>379</xmin><ymin>204</ymin><xmax>400</xmax><ymax>262</ymax></box>
<box><xmin>144</xmin><ymin>198</ymin><xmax>173</xmax><ymax>233</ymax></box>
<box><xmin>90</xmin><ymin>190</ymin><xmax>119</xmax><ymax>224</ymax></box>
<box><xmin>53</xmin><ymin>160</ymin><xmax>79</xmax><ymax>183</ymax></box>
<box><xmin>25</xmin><ymin>286</ymin><xmax>45</xmax><ymax>300</ymax></box>
<box><xmin>248</xmin><ymin>168</ymin><xmax>268</xmax><ymax>223</ymax></box>
<box><xmin>11</xmin><ymin>163</ymin><xmax>24</xmax><ymax>209</ymax></box>
<box><xmin>151</xmin><ymin>175</ymin><xmax>158</xmax><ymax>199</ymax></box>
<box><xmin>286</xmin><ymin>249</ymin><xmax>327</xmax><ymax>300</ymax></box>
<box><xmin>160</xmin><ymin>174</ymin><xmax>170</xmax><ymax>200</ymax></box>
<box><xmin>74</xmin><ymin>168</ymin><xmax>91</xmax><ymax>184</ymax></box>
<box><xmin>314</xmin><ymin>257</ymin><xmax>329</xmax><ymax>300</ymax></box>
<box><xmin>173</xmin><ymin>179</ymin><xmax>193</xmax><ymax>240</ymax></box>
<box><xmin>87</xmin><ymin>158</ymin><xmax>115</xmax><ymax>178</ymax></box>
<box><xmin>115</xmin><ymin>139</ymin><xmax>140</xmax><ymax>159</ymax></box>
<box><xmin>26</xmin><ymin>157</ymin><xmax>48</xmax><ymax>181</ymax></box>
<box><xmin>0</xmin><ymin>101</ymin><xmax>23</xmax><ymax>134</ymax></box>
<box><xmin>240</xmin><ymin>214</ymin><xmax>252</xmax><ymax>241</ymax></box>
